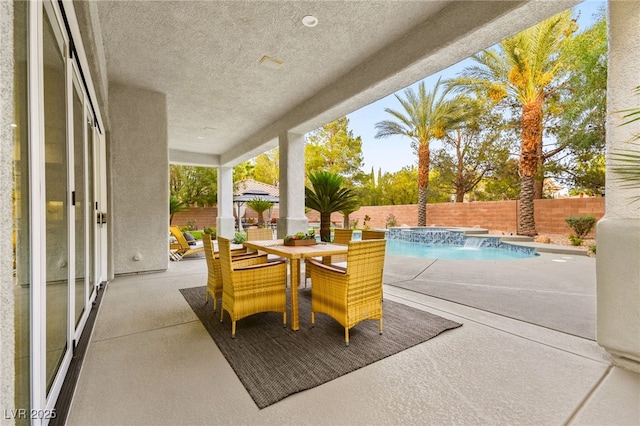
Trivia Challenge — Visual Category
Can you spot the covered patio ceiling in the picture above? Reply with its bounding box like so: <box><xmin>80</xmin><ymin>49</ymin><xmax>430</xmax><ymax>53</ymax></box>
<box><xmin>75</xmin><ymin>0</ymin><xmax>580</xmax><ymax>167</ymax></box>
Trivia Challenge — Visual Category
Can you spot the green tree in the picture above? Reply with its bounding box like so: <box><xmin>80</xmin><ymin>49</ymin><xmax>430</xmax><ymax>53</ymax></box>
<box><xmin>169</xmin><ymin>165</ymin><xmax>218</xmax><ymax>206</ymax></box>
<box><xmin>375</xmin><ymin>78</ymin><xmax>461</xmax><ymax>225</ymax></box>
<box><xmin>305</xmin><ymin>117</ymin><xmax>365</xmax><ymax>186</ymax></box>
<box><xmin>447</xmin><ymin>10</ymin><xmax>577</xmax><ymax>235</ymax></box>
<box><xmin>473</xmin><ymin>157</ymin><xmax>521</xmax><ymax>201</ymax></box>
<box><xmin>246</xmin><ymin>197</ymin><xmax>274</xmax><ymax>228</ymax></box>
<box><xmin>254</xmin><ymin>148</ymin><xmax>279</xmax><ymax>186</ymax></box>
<box><xmin>305</xmin><ymin>171</ymin><xmax>359</xmax><ymax>242</ymax></box>
<box><xmin>432</xmin><ymin>96</ymin><xmax>513</xmax><ymax>202</ymax></box>
<box><xmin>548</xmin><ymin>11</ymin><xmax>607</xmax><ymax>196</ymax></box>
<box><xmin>233</xmin><ymin>161</ymin><xmax>255</xmax><ymax>188</ymax></box>
<box><xmin>378</xmin><ymin>166</ymin><xmax>419</xmax><ymax>205</ymax></box>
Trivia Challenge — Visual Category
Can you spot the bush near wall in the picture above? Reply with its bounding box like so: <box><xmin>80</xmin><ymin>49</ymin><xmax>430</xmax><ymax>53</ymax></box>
<box><xmin>173</xmin><ymin>198</ymin><xmax>604</xmax><ymax>237</ymax></box>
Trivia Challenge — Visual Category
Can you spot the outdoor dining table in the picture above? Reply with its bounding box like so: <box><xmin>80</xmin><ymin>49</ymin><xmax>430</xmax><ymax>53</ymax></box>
<box><xmin>242</xmin><ymin>239</ymin><xmax>349</xmax><ymax>331</ymax></box>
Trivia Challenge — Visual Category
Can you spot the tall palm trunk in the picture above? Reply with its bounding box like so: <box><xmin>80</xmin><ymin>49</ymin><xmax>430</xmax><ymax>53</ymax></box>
<box><xmin>417</xmin><ymin>142</ymin><xmax>430</xmax><ymax>226</ymax></box>
<box><xmin>518</xmin><ymin>100</ymin><xmax>542</xmax><ymax>235</ymax></box>
<box><xmin>320</xmin><ymin>212</ymin><xmax>332</xmax><ymax>242</ymax></box>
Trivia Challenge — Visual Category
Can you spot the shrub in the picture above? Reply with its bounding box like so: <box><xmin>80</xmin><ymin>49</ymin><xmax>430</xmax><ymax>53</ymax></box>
<box><xmin>233</xmin><ymin>231</ymin><xmax>247</xmax><ymax>244</ymax></box>
<box><xmin>185</xmin><ymin>220</ymin><xmax>197</xmax><ymax>231</ymax></box>
<box><xmin>565</xmin><ymin>216</ymin><xmax>596</xmax><ymax>238</ymax></box>
<box><xmin>568</xmin><ymin>235</ymin><xmax>583</xmax><ymax>246</ymax></box>
<box><xmin>363</xmin><ymin>215</ymin><xmax>371</xmax><ymax>230</ymax></box>
<box><xmin>386</xmin><ymin>214</ymin><xmax>397</xmax><ymax>228</ymax></box>
<box><xmin>589</xmin><ymin>245</ymin><xmax>597</xmax><ymax>254</ymax></box>
<box><xmin>203</xmin><ymin>227</ymin><xmax>216</xmax><ymax>238</ymax></box>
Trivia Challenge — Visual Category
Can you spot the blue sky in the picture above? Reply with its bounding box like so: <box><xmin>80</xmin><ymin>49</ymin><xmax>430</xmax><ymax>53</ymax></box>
<box><xmin>347</xmin><ymin>0</ymin><xmax>606</xmax><ymax>175</ymax></box>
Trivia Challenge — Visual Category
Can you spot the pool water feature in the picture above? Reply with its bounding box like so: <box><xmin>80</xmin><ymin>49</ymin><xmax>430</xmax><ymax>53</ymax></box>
<box><xmin>361</xmin><ymin>227</ymin><xmax>538</xmax><ymax>260</ymax></box>
<box><xmin>386</xmin><ymin>239</ymin><xmax>535</xmax><ymax>260</ymax></box>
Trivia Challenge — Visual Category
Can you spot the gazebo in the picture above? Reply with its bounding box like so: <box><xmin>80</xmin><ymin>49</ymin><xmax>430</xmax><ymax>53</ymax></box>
<box><xmin>233</xmin><ymin>189</ymin><xmax>280</xmax><ymax>231</ymax></box>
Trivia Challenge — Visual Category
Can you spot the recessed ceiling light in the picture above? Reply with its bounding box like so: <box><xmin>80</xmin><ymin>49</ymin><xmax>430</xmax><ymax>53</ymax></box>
<box><xmin>197</xmin><ymin>136</ymin><xmax>205</xmax><ymax>140</ymax></box>
<box><xmin>259</xmin><ymin>55</ymin><xmax>284</xmax><ymax>70</ymax></box>
<box><xmin>302</xmin><ymin>15</ymin><xmax>318</xmax><ymax>27</ymax></box>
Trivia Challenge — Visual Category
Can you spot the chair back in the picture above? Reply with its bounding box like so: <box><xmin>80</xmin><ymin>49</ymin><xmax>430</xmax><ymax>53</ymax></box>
<box><xmin>361</xmin><ymin>230</ymin><xmax>386</xmax><ymax>240</ymax></box>
<box><xmin>246</xmin><ymin>227</ymin><xmax>274</xmax><ymax>241</ymax></box>
<box><xmin>345</xmin><ymin>239</ymin><xmax>387</xmax><ymax>288</ymax></box>
<box><xmin>217</xmin><ymin>237</ymin><xmax>234</xmax><ymax>287</ymax></box>
<box><xmin>333</xmin><ymin>229</ymin><xmax>353</xmax><ymax>245</ymax></box>
<box><xmin>203</xmin><ymin>233</ymin><xmax>216</xmax><ymax>271</ymax></box>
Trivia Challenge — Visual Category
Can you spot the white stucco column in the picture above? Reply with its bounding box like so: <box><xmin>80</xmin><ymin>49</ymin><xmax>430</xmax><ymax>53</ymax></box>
<box><xmin>596</xmin><ymin>0</ymin><xmax>640</xmax><ymax>373</ymax></box>
<box><xmin>216</xmin><ymin>166</ymin><xmax>236</xmax><ymax>239</ymax></box>
<box><xmin>277</xmin><ymin>131</ymin><xmax>308</xmax><ymax>238</ymax></box>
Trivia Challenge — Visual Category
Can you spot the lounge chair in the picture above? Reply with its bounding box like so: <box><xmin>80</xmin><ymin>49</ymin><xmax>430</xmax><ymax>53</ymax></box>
<box><xmin>218</xmin><ymin>237</ymin><xmax>288</xmax><ymax>338</ymax></box>
<box><xmin>169</xmin><ymin>226</ymin><xmax>204</xmax><ymax>261</ymax></box>
<box><xmin>306</xmin><ymin>239</ymin><xmax>387</xmax><ymax>346</ymax></box>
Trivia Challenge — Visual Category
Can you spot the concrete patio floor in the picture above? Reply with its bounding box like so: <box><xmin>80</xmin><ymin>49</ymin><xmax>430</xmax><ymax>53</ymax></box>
<box><xmin>66</xmin><ymin>252</ymin><xmax>639</xmax><ymax>425</ymax></box>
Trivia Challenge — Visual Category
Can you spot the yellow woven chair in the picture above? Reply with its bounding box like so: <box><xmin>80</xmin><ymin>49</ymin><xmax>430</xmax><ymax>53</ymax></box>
<box><xmin>246</xmin><ymin>226</ymin><xmax>284</xmax><ymax>262</ymax></box>
<box><xmin>202</xmin><ymin>233</ymin><xmax>255</xmax><ymax>312</ymax></box>
<box><xmin>169</xmin><ymin>226</ymin><xmax>204</xmax><ymax>261</ymax></box>
<box><xmin>304</xmin><ymin>228</ymin><xmax>353</xmax><ymax>285</ymax></box>
<box><xmin>246</xmin><ymin>227</ymin><xmax>274</xmax><ymax>241</ymax></box>
<box><xmin>361</xmin><ymin>230</ymin><xmax>386</xmax><ymax>240</ymax></box>
<box><xmin>218</xmin><ymin>237</ymin><xmax>288</xmax><ymax>338</ymax></box>
<box><xmin>307</xmin><ymin>239</ymin><xmax>387</xmax><ymax>346</ymax></box>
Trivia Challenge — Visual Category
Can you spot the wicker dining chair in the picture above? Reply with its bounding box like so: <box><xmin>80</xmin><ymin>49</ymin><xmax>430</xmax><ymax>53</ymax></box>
<box><xmin>304</xmin><ymin>228</ymin><xmax>353</xmax><ymax>285</ymax></box>
<box><xmin>306</xmin><ymin>239</ymin><xmax>387</xmax><ymax>346</ymax></box>
<box><xmin>218</xmin><ymin>237</ymin><xmax>288</xmax><ymax>338</ymax></box>
<box><xmin>246</xmin><ymin>227</ymin><xmax>274</xmax><ymax>241</ymax></box>
<box><xmin>361</xmin><ymin>230</ymin><xmax>386</xmax><ymax>240</ymax></box>
<box><xmin>202</xmin><ymin>233</ymin><xmax>257</xmax><ymax>312</ymax></box>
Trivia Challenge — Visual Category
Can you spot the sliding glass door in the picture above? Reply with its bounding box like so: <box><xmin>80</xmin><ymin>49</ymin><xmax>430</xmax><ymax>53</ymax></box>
<box><xmin>17</xmin><ymin>2</ymin><xmax>107</xmax><ymax>421</ymax></box>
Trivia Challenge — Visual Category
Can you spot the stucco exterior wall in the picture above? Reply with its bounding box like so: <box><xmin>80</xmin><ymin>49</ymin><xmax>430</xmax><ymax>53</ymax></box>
<box><xmin>596</xmin><ymin>0</ymin><xmax>640</xmax><ymax>372</ymax></box>
<box><xmin>109</xmin><ymin>83</ymin><xmax>168</xmax><ymax>274</ymax></box>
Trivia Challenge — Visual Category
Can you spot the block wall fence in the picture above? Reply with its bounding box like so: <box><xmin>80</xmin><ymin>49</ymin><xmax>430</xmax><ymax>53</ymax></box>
<box><xmin>172</xmin><ymin>197</ymin><xmax>604</xmax><ymax>236</ymax></box>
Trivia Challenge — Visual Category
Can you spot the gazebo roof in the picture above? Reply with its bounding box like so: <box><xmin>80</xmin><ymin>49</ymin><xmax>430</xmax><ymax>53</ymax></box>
<box><xmin>234</xmin><ymin>179</ymin><xmax>279</xmax><ymax>197</ymax></box>
<box><xmin>234</xmin><ymin>189</ymin><xmax>279</xmax><ymax>204</ymax></box>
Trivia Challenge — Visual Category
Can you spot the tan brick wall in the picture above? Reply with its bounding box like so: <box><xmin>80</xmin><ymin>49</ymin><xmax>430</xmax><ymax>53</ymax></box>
<box><xmin>173</xmin><ymin>198</ymin><xmax>604</xmax><ymax>236</ymax></box>
<box><xmin>172</xmin><ymin>206</ymin><xmax>281</xmax><ymax>229</ymax></box>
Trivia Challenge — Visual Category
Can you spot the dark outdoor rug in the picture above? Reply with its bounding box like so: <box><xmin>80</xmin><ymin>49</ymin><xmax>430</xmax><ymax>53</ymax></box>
<box><xmin>180</xmin><ymin>286</ymin><xmax>462</xmax><ymax>409</ymax></box>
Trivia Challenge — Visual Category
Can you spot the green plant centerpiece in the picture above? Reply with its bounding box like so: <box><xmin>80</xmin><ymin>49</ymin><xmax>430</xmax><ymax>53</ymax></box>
<box><xmin>284</xmin><ymin>231</ymin><xmax>317</xmax><ymax>246</ymax></box>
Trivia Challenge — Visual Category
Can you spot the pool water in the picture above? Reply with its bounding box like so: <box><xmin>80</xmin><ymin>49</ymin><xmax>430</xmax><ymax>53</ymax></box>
<box><xmin>386</xmin><ymin>239</ymin><xmax>536</xmax><ymax>261</ymax></box>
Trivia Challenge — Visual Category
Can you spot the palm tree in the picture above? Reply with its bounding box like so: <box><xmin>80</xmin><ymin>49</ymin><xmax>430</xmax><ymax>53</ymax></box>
<box><xmin>447</xmin><ymin>11</ymin><xmax>576</xmax><ymax>235</ymax></box>
<box><xmin>246</xmin><ymin>197</ymin><xmax>274</xmax><ymax>228</ymax></box>
<box><xmin>169</xmin><ymin>195</ymin><xmax>188</xmax><ymax>225</ymax></box>
<box><xmin>611</xmin><ymin>86</ymin><xmax>640</xmax><ymax>202</ymax></box>
<box><xmin>375</xmin><ymin>78</ymin><xmax>461</xmax><ymax>226</ymax></box>
<box><xmin>305</xmin><ymin>171</ymin><xmax>359</xmax><ymax>242</ymax></box>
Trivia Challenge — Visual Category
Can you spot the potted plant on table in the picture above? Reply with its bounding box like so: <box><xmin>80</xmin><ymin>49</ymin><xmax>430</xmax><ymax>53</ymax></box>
<box><xmin>284</xmin><ymin>231</ymin><xmax>317</xmax><ymax>246</ymax></box>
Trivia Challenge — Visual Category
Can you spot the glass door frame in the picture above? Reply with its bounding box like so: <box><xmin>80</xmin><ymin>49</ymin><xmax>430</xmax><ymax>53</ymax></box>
<box><xmin>28</xmin><ymin>1</ymin><xmax>105</xmax><ymax>422</ymax></box>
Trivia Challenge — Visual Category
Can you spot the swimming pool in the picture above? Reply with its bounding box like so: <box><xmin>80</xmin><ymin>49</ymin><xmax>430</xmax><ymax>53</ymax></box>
<box><xmin>386</xmin><ymin>239</ymin><xmax>536</xmax><ymax>260</ymax></box>
<box><xmin>349</xmin><ymin>227</ymin><xmax>538</xmax><ymax>260</ymax></box>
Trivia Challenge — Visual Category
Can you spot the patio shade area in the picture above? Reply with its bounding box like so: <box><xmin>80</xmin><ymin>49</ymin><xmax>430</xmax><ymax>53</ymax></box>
<box><xmin>64</xmin><ymin>254</ymin><xmax>639</xmax><ymax>425</ymax></box>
